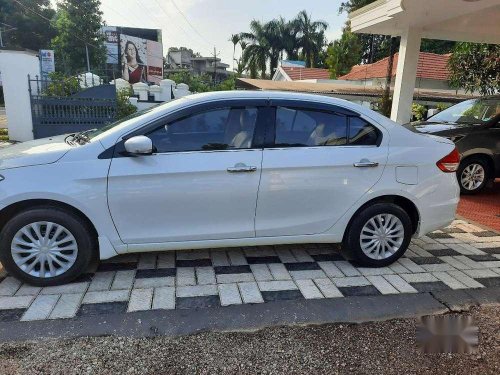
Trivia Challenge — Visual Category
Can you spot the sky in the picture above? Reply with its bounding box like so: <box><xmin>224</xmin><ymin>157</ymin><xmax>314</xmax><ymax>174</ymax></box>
<box><xmin>94</xmin><ymin>0</ymin><xmax>348</xmax><ymax>69</ymax></box>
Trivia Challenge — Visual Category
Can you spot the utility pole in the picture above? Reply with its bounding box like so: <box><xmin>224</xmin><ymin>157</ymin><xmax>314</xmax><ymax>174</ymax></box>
<box><xmin>0</xmin><ymin>23</ymin><xmax>17</xmax><ymax>48</ymax></box>
<box><xmin>212</xmin><ymin>46</ymin><xmax>218</xmax><ymax>85</ymax></box>
<box><xmin>85</xmin><ymin>44</ymin><xmax>91</xmax><ymax>72</ymax></box>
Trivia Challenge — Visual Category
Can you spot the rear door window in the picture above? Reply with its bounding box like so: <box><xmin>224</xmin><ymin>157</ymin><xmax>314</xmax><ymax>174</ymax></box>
<box><xmin>348</xmin><ymin>117</ymin><xmax>381</xmax><ymax>145</ymax></box>
<box><xmin>275</xmin><ymin>107</ymin><xmax>348</xmax><ymax>147</ymax></box>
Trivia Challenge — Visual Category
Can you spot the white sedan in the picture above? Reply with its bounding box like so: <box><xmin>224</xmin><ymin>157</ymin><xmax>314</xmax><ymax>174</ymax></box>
<box><xmin>0</xmin><ymin>91</ymin><xmax>460</xmax><ymax>285</ymax></box>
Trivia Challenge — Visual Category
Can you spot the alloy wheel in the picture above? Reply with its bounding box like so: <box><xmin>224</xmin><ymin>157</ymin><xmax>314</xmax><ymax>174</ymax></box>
<box><xmin>359</xmin><ymin>214</ymin><xmax>404</xmax><ymax>260</ymax></box>
<box><xmin>460</xmin><ymin>163</ymin><xmax>485</xmax><ymax>191</ymax></box>
<box><xmin>10</xmin><ymin>221</ymin><xmax>78</xmax><ymax>278</ymax></box>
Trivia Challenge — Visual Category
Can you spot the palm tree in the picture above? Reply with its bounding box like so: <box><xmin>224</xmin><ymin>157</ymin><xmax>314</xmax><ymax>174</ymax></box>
<box><xmin>294</xmin><ymin>10</ymin><xmax>328</xmax><ymax>67</ymax></box>
<box><xmin>239</xmin><ymin>40</ymin><xmax>248</xmax><ymax>52</ymax></box>
<box><xmin>229</xmin><ymin>34</ymin><xmax>240</xmax><ymax>72</ymax></box>
<box><xmin>263</xmin><ymin>19</ymin><xmax>284</xmax><ymax>77</ymax></box>
<box><xmin>241</xmin><ymin>20</ymin><xmax>271</xmax><ymax>79</ymax></box>
<box><xmin>278</xmin><ymin>17</ymin><xmax>300</xmax><ymax>61</ymax></box>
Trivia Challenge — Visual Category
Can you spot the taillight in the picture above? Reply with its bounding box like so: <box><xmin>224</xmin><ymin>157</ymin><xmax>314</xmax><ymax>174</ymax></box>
<box><xmin>436</xmin><ymin>148</ymin><xmax>460</xmax><ymax>172</ymax></box>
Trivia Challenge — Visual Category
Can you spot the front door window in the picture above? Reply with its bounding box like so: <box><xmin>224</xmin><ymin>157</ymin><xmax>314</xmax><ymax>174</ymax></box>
<box><xmin>147</xmin><ymin>107</ymin><xmax>258</xmax><ymax>153</ymax></box>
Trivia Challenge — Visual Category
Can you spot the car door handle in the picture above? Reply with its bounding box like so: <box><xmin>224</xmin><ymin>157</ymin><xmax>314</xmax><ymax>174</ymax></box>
<box><xmin>354</xmin><ymin>161</ymin><xmax>379</xmax><ymax>168</ymax></box>
<box><xmin>227</xmin><ymin>165</ymin><xmax>257</xmax><ymax>173</ymax></box>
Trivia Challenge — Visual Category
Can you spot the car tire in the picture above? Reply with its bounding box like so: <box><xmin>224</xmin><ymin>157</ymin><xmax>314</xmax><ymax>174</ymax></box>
<box><xmin>457</xmin><ymin>157</ymin><xmax>490</xmax><ymax>195</ymax></box>
<box><xmin>342</xmin><ymin>203</ymin><xmax>413</xmax><ymax>267</ymax></box>
<box><xmin>0</xmin><ymin>206</ymin><xmax>97</xmax><ymax>286</ymax></box>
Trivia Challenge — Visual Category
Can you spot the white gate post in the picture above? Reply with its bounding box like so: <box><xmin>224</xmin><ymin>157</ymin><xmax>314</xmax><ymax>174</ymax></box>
<box><xmin>159</xmin><ymin>79</ymin><xmax>175</xmax><ymax>102</ymax></box>
<box><xmin>132</xmin><ymin>82</ymin><xmax>149</xmax><ymax>101</ymax></box>
<box><xmin>174</xmin><ymin>83</ymin><xmax>190</xmax><ymax>99</ymax></box>
<box><xmin>0</xmin><ymin>50</ymin><xmax>40</xmax><ymax>141</ymax></box>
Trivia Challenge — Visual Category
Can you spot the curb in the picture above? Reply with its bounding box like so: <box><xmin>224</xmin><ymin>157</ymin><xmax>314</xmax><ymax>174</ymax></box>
<box><xmin>2</xmin><ymin>288</ymin><xmax>498</xmax><ymax>343</ymax></box>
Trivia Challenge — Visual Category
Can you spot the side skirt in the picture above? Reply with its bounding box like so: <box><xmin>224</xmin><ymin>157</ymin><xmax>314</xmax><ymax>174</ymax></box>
<box><xmin>112</xmin><ymin>233</ymin><xmax>343</xmax><ymax>258</ymax></box>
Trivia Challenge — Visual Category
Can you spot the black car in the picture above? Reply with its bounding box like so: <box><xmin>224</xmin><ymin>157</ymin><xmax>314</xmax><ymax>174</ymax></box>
<box><xmin>407</xmin><ymin>96</ymin><xmax>500</xmax><ymax>194</ymax></box>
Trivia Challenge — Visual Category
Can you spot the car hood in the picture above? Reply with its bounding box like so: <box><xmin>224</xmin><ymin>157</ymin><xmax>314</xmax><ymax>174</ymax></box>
<box><xmin>409</xmin><ymin>121</ymin><xmax>478</xmax><ymax>134</ymax></box>
<box><xmin>0</xmin><ymin>135</ymin><xmax>72</xmax><ymax>170</ymax></box>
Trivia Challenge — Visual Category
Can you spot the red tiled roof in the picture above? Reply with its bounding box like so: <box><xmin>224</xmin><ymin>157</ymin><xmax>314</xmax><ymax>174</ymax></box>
<box><xmin>338</xmin><ymin>52</ymin><xmax>451</xmax><ymax>81</ymax></box>
<box><xmin>282</xmin><ymin>67</ymin><xmax>331</xmax><ymax>81</ymax></box>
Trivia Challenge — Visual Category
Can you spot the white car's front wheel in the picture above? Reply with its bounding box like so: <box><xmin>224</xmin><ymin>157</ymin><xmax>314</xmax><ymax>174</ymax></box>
<box><xmin>343</xmin><ymin>203</ymin><xmax>412</xmax><ymax>267</ymax></box>
<box><xmin>0</xmin><ymin>206</ymin><xmax>97</xmax><ymax>286</ymax></box>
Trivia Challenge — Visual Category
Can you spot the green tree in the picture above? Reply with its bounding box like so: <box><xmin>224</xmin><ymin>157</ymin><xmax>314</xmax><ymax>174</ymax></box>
<box><xmin>241</xmin><ymin>20</ymin><xmax>271</xmax><ymax>79</ymax></box>
<box><xmin>420</xmin><ymin>40</ymin><xmax>456</xmax><ymax>55</ymax></box>
<box><xmin>325</xmin><ymin>22</ymin><xmax>362</xmax><ymax>78</ymax></box>
<box><xmin>43</xmin><ymin>71</ymin><xmax>80</xmax><ymax>96</ymax></box>
<box><xmin>116</xmin><ymin>88</ymin><xmax>137</xmax><ymax>119</ymax></box>
<box><xmin>238</xmin><ymin>11</ymin><xmax>329</xmax><ymax>77</ymax></box>
<box><xmin>167</xmin><ymin>71</ymin><xmax>211</xmax><ymax>93</ymax></box>
<box><xmin>214</xmin><ymin>75</ymin><xmax>236</xmax><ymax>91</ymax></box>
<box><xmin>51</xmin><ymin>0</ymin><xmax>106</xmax><ymax>73</ymax></box>
<box><xmin>0</xmin><ymin>0</ymin><xmax>56</xmax><ymax>51</ymax></box>
<box><xmin>412</xmin><ymin>103</ymin><xmax>426</xmax><ymax>121</ymax></box>
<box><xmin>274</xmin><ymin>17</ymin><xmax>299</xmax><ymax>61</ymax></box>
<box><xmin>294</xmin><ymin>10</ymin><xmax>328</xmax><ymax>68</ymax></box>
<box><xmin>448</xmin><ymin>42</ymin><xmax>500</xmax><ymax>95</ymax></box>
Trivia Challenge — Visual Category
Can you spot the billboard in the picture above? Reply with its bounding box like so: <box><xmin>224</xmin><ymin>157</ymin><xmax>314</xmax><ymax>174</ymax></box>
<box><xmin>103</xmin><ymin>26</ymin><xmax>163</xmax><ymax>84</ymax></box>
<box><xmin>102</xmin><ymin>26</ymin><xmax>119</xmax><ymax>64</ymax></box>
<box><xmin>39</xmin><ymin>50</ymin><xmax>55</xmax><ymax>80</ymax></box>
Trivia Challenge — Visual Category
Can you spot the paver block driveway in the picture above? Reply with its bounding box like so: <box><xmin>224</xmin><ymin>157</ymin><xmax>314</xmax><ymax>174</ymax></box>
<box><xmin>0</xmin><ymin>219</ymin><xmax>499</xmax><ymax>323</ymax></box>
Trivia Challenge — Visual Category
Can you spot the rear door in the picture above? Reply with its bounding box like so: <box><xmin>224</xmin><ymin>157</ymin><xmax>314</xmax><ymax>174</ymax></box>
<box><xmin>255</xmin><ymin>101</ymin><xmax>389</xmax><ymax>237</ymax></box>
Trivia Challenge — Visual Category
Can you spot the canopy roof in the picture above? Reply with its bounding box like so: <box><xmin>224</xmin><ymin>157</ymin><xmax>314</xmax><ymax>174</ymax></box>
<box><xmin>349</xmin><ymin>0</ymin><xmax>500</xmax><ymax>44</ymax></box>
<box><xmin>236</xmin><ymin>78</ymin><xmax>474</xmax><ymax>103</ymax></box>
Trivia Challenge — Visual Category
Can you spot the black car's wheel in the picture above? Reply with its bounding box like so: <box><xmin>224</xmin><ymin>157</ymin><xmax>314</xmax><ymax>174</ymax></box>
<box><xmin>457</xmin><ymin>157</ymin><xmax>490</xmax><ymax>195</ymax></box>
<box><xmin>342</xmin><ymin>203</ymin><xmax>412</xmax><ymax>267</ymax></box>
<box><xmin>0</xmin><ymin>206</ymin><xmax>97</xmax><ymax>286</ymax></box>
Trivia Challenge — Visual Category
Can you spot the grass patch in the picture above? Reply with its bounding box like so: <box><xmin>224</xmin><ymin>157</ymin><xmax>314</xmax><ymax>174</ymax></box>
<box><xmin>0</xmin><ymin>128</ymin><xmax>9</xmax><ymax>141</ymax></box>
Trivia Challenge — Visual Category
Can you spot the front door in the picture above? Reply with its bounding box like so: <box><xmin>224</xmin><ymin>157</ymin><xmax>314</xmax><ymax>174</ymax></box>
<box><xmin>108</xmin><ymin>104</ymin><xmax>264</xmax><ymax>244</ymax></box>
<box><xmin>256</xmin><ymin>103</ymin><xmax>388</xmax><ymax>237</ymax></box>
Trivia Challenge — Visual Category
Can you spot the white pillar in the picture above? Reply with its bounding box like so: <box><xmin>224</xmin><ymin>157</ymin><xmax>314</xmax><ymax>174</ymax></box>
<box><xmin>390</xmin><ymin>28</ymin><xmax>421</xmax><ymax>124</ymax></box>
<box><xmin>174</xmin><ymin>83</ymin><xmax>190</xmax><ymax>99</ymax></box>
<box><xmin>159</xmin><ymin>79</ymin><xmax>175</xmax><ymax>102</ymax></box>
<box><xmin>128</xmin><ymin>96</ymin><xmax>138</xmax><ymax>109</ymax></box>
<box><xmin>132</xmin><ymin>82</ymin><xmax>149</xmax><ymax>101</ymax></box>
<box><xmin>112</xmin><ymin>78</ymin><xmax>131</xmax><ymax>92</ymax></box>
<box><xmin>149</xmin><ymin>84</ymin><xmax>161</xmax><ymax>101</ymax></box>
<box><xmin>0</xmin><ymin>50</ymin><xmax>40</xmax><ymax>141</ymax></box>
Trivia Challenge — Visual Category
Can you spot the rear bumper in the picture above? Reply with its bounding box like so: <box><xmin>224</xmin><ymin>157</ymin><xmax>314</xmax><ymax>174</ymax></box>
<box><xmin>415</xmin><ymin>173</ymin><xmax>460</xmax><ymax>237</ymax></box>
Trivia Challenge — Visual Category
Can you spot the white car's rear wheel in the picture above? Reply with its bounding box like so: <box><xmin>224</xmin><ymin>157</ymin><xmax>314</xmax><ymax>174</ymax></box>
<box><xmin>343</xmin><ymin>203</ymin><xmax>412</xmax><ymax>267</ymax></box>
<box><xmin>0</xmin><ymin>206</ymin><xmax>96</xmax><ymax>286</ymax></box>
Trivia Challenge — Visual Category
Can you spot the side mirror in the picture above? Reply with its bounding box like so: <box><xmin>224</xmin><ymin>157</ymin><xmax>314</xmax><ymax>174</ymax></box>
<box><xmin>124</xmin><ymin>135</ymin><xmax>153</xmax><ymax>155</ymax></box>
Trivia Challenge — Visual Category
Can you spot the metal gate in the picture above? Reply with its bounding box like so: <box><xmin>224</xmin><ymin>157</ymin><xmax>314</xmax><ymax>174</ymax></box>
<box><xmin>28</xmin><ymin>75</ymin><xmax>118</xmax><ymax>139</ymax></box>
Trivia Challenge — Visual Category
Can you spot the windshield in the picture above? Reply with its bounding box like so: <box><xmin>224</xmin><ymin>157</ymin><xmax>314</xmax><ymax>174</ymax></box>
<box><xmin>428</xmin><ymin>98</ymin><xmax>500</xmax><ymax>125</ymax></box>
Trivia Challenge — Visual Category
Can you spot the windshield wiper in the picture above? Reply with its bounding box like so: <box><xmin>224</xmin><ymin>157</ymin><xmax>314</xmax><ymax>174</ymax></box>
<box><xmin>71</xmin><ymin>129</ymin><xmax>97</xmax><ymax>145</ymax></box>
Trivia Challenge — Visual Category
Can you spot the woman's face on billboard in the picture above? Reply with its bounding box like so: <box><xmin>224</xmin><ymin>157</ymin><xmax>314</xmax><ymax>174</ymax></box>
<box><xmin>126</xmin><ymin>43</ymin><xmax>137</xmax><ymax>59</ymax></box>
